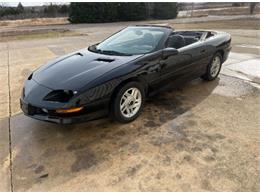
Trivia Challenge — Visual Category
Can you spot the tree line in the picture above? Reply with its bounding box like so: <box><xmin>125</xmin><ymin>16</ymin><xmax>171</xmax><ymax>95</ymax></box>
<box><xmin>68</xmin><ymin>3</ymin><xmax>179</xmax><ymax>23</ymax></box>
<box><xmin>0</xmin><ymin>2</ymin><xmax>178</xmax><ymax>22</ymax></box>
<box><xmin>0</xmin><ymin>3</ymin><xmax>69</xmax><ymax>20</ymax></box>
<box><xmin>1</xmin><ymin>2</ymin><xmax>257</xmax><ymax>22</ymax></box>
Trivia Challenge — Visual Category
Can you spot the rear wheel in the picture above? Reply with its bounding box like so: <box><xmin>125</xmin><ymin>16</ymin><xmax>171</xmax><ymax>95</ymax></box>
<box><xmin>201</xmin><ymin>53</ymin><xmax>222</xmax><ymax>81</ymax></box>
<box><xmin>111</xmin><ymin>82</ymin><xmax>145</xmax><ymax>123</ymax></box>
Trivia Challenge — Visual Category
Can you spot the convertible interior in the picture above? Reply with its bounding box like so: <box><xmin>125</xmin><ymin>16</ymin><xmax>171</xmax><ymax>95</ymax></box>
<box><xmin>167</xmin><ymin>31</ymin><xmax>216</xmax><ymax>49</ymax></box>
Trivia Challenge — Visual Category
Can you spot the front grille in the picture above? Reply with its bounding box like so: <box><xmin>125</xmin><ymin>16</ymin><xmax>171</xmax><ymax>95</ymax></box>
<box><xmin>28</xmin><ymin>104</ymin><xmax>46</xmax><ymax>115</ymax></box>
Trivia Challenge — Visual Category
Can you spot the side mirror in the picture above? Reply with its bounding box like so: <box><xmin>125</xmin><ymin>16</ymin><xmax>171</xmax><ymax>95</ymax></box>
<box><xmin>88</xmin><ymin>43</ymin><xmax>100</xmax><ymax>51</ymax></box>
<box><xmin>162</xmin><ymin>48</ymin><xmax>178</xmax><ymax>59</ymax></box>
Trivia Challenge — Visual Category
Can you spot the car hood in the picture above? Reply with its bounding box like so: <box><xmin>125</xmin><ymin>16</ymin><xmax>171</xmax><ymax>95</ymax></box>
<box><xmin>33</xmin><ymin>49</ymin><xmax>141</xmax><ymax>91</ymax></box>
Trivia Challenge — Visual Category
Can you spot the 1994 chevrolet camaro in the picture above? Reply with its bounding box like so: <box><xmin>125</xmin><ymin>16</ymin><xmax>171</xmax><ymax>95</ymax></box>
<box><xmin>20</xmin><ymin>25</ymin><xmax>231</xmax><ymax>124</ymax></box>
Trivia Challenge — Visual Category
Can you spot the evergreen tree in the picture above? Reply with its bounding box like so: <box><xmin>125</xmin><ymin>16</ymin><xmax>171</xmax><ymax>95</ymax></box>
<box><xmin>117</xmin><ymin>3</ymin><xmax>148</xmax><ymax>21</ymax></box>
<box><xmin>68</xmin><ymin>2</ymin><xmax>179</xmax><ymax>24</ymax></box>
<box><xmin>152</xmin><ymin>3</ymin><xmax>178</xmax><ymax>19</ymax></box>
<box><xmin>17</xmin><ymin>2</ymin><xmax>24</xmax><ymax>14</ymax></box>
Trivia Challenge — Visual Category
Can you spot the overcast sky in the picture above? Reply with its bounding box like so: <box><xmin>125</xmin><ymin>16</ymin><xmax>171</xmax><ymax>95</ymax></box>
<box><xmin>3</xmin><ymin>1</ymin><xmax>199</xmax><ymax>7</ymax></box>
<box><xmin>3</xmin><ymin>2</ymin><xmax>67</xmax><ymax>7</ymax></box>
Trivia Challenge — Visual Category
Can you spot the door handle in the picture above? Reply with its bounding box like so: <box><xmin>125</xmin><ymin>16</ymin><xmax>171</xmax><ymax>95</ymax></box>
<box><xmin>148</xmin><ymin>64</ymin><xmax>161</xmax><ymax>73</ymax></box>
<box><xmin>160</xmin><ymin>62</ymin><xmax>167</xmax><ymax>70</ymax></box>
<box><xmin>200</xmin><ymin>49</ymin><xmax>206</xmax><ymax>53</ymax></box>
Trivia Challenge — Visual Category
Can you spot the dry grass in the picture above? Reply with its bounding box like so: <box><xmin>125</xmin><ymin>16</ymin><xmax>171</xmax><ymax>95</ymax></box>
<box><xmin>171</xmin><ymin>18</ymin><xmax>260</xmax><ymax>30</ymax></box>
<box><xmin>210</xmin><ymin>6</ymin><xmax>260</xmax><ymax>15</ymax></box>
<box><xmin>182</xmin><ymin>5</ymin><xmax>260</xmax><ymax>18</ymax></box>
<box><xmin>0</xmin><ymin>17</ymin><xmax>69</xmax><ymax>27</ymax></box>
<box><xmin>0</xmin><ymin>29</ymin><xmax>84</xmax><ymax>42</ymax></box>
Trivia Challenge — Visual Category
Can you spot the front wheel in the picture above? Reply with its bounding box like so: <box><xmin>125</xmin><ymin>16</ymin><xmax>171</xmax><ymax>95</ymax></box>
<box><xmin>111</xmin><ymin>82</ymin><xmax>145</xmax><ymax>123</ymax></box>
<box><xmin>201</xmin><ymin>53</ymin><xmax>222</xmax><ymax>81</ymax></box>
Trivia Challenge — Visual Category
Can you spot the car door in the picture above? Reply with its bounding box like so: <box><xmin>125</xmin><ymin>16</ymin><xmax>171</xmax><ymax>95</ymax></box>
<box><xmin>159</xmin><ymin>36</ymin><xmax>210</xmax><ymax>85</ymax></box>
<box><xmin>185</xmin><ymin>41</ymin><xmax>211</xmax><ymax>78</ymax></box>
<box><xmin>159</xmin><ymin>50</ymin><xmax>192</xmax><ymax>86</ymax></box>
<box><xmin>159</xmin><ymin>35</ymin><xmax>192</xmax><ymax>86</ymax></box>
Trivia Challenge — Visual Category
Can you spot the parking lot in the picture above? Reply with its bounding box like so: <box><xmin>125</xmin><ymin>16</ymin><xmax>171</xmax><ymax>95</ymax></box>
<box><xmin>0</xmin><ymin>18</ymin><xmax>259</xmax><ymax>191</ymax></box>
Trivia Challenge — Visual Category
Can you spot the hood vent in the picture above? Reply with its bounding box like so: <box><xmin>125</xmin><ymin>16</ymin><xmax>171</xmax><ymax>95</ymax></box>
<box><xmin>95</xmin><ymin>58</ymin><xmax>115</xmax><ymax>63</ymax></box>
<box><xmin>76</xmin><ymin>52</ymin><xmax>84</xmax><ymax>56</ymax></box>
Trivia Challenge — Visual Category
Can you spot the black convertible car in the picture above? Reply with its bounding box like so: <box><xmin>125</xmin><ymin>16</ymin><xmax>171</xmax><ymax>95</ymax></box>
<box><xmin>20</xmin><ymin>25</ymin><xmax>231</xmax><ymax>124</ymax></box>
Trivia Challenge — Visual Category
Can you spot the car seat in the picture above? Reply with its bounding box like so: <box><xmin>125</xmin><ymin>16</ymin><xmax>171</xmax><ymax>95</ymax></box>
<box><xmin>183</xmin><ymin>36</ymin><xmax>199</xmax><ymax>45</ymax></box>
<box><xmin>167</xmin><ymin>35</ymin><xmax>186</xmax><ymax>49</ymax></box>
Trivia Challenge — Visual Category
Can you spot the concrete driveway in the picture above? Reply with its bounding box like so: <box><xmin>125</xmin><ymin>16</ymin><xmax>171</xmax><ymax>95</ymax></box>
<box><xmin>0</xmin><ymin>21</ymin><xmax>259</xmax><ymax>191</ymax></box>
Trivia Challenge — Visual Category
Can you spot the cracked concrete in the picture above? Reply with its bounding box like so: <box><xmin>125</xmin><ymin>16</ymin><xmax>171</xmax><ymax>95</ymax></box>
<box><xmin>0</xmin><ymin>19</ymin><xmax>259</xmax><ymax>191</ymax></box>
<box><xmin>0</xmin><ymin>118</ymin><xmax>11</xmax><ymax>191</ymax></box>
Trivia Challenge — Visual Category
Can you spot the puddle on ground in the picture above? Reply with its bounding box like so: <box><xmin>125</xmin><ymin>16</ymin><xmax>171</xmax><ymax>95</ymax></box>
<box><xmin>226</xmin><ymin>59</ymin><xmax>260</xmax><ymax>81</ymax></box>
<box><xmin>213</xmin><ymin>74</ymin><xmax>257</xmax><ymax>97</ymax></box>
<box><xmin>236</xmin><ymin>44</ymin><xmax>260</xmax><ymax>50</ymax></box>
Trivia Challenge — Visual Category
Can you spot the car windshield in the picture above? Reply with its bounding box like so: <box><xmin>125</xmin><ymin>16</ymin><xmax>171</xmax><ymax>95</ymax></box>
<box><xmin>89</xmin><ymin>27</ymin><xmax>166</xmax><ymax>56</ymax></box>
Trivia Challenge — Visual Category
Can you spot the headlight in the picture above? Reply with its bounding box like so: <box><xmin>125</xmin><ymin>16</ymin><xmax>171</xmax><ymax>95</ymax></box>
<box><xmin>27</xmin><ymin>73</ymin><xmax>33</xmax><ymax>80</ymax></box>
<box><xmin>43</xmin><ymin>90</ymin><xmax>74</xmax><ymax>103</ymax></box>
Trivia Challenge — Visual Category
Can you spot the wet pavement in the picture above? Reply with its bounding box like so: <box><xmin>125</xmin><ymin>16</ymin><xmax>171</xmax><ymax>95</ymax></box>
<box><xmin>0</xmin><ymin>21</ymin><xmax>259</xmax><ymax>191</ymax></box>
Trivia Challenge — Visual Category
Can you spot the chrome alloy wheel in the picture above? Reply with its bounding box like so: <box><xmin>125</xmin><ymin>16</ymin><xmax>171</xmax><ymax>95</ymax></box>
<box><xmin>210</xmin><ymin>56</ymin><xmax>221</xmax><ymax>77</ymax></box>
<box><xmin>120</xmin><ymin>87</ymin><xmax>142</xmax><ymax>118</ymax></box>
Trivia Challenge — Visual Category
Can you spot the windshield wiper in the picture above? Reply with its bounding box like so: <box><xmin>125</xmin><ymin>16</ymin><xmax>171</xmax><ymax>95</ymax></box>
<box><xmin>100</xmin><ymin>50</ymin><xmax>132</xmax><ymax>56</ymax></box>
<box><xmin>88</xmin><ymin>46</ymin><xmax>131</xmax><ymax>56</ymax></box>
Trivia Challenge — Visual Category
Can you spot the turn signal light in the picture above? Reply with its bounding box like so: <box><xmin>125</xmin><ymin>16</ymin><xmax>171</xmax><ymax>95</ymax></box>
<box><xmin>55</xmin><ymin>107</ymin><xmax>83</xmax><ymax>114</ymax></box>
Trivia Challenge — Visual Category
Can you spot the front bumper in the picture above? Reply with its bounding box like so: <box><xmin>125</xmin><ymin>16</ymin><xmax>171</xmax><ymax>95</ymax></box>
<box><xmin>20</xmin><ymin>98</ymin><xmax>108</xmax><ymax>124</ymax></box>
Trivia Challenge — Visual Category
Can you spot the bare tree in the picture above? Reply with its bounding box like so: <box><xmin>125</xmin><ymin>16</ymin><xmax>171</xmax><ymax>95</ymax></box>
<box><xmin>250</xmin><ymin>2</ymin><xmax>257</xmax><ymax>14</ymax></box>
<box><xmin>0</xmin><ymin>2</ymin><xmax>8</xmax><ymax>8</ymax></box>
<box><xmin>191</xmin><ymin>3</ymin><xmax>194</xmax><ymax>17</ymax></box>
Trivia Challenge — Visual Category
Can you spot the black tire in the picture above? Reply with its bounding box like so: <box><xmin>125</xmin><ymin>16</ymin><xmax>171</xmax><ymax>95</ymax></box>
<box><xmin>111</xmin><ymin>81</ymin><xmax>145</xmax><ymax>123</ymax></box>
<box><xmin>201</xmin><ymin>53</ymin><xmax>222</xmax><ymax>81</ymax></box>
